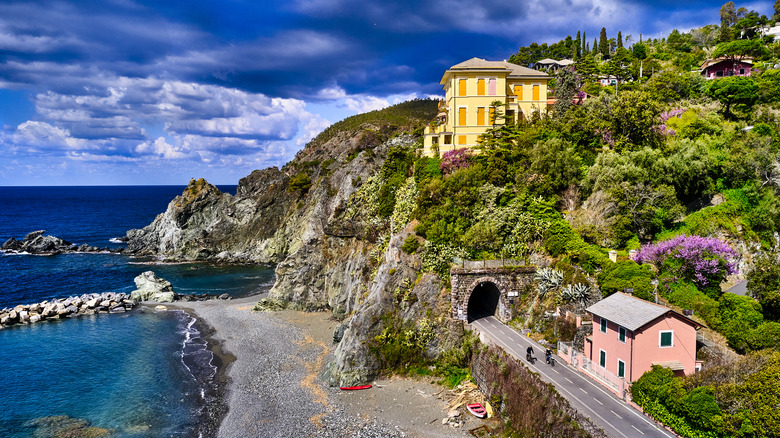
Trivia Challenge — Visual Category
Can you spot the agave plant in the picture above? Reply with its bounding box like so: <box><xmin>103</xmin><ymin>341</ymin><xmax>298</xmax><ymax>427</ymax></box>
<box><xmin>535</xmin><ymin>267</ymin><xmax>563</xmax><ymax>296</ymax></box>
<box><xmin>560</xmin><ymin>283</ymin><xmax>591</xmax><ymax>310</ymax></box>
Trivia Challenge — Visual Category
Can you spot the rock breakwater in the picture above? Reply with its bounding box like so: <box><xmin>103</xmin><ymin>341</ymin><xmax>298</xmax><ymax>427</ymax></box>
<box><xmin>0</xmin><ymin>292</ymin><xmax>137</xmax><ymax>328</ymax></box>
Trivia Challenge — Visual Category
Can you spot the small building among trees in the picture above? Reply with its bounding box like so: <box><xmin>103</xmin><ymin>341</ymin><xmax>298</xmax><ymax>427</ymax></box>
<box><xmin>700</xmin><ymin>57</ymin><xmax>753</xmax><ymax>79</ymax></box>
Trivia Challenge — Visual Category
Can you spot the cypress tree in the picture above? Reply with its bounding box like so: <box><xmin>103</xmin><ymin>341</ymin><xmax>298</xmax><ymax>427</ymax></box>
<box><xmin>593</xmin><ymin>37</ymin><xmax>598</xmax><ymax>55</ymax></box>
<box><xmin>582</xmin><ymin>31</ymin><xmax>587</xmax><ymax>54</ymax></box>
<box><xmin>617</xmin><ymin>31</ymin><xmax>623</xmax><ymax>49</ymax></box>
<box><xmin>599</xmin><ymin>27</ymin><xmax>609</xmax><ymax>58</ymax></box>
<box><xmin>575</xmin><ymin>31</ymin><xmax>581</xmax><ymax>59</ymax></box>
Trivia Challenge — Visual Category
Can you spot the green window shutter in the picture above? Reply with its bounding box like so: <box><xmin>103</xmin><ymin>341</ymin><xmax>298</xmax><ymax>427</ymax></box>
<box><xmin>600</xmin><ymin>318</ymin><xmax>607</xmax><ymax>333</ymax></box>
<box><xmin>619</xmin><ymin>327</ymin><xmax>626</xmax><ymax>342</ymax></box>
<box><xmin>599</xmin><ymin>350</ymin><xmax>606</xmax><ymax>367</ymax></box>
<box><xmin>618</xmin><ymin>360</ymin><xmax>625</xmax><ymax>378</ymax></box>
<box><xmin>660</xmin><ymin>331</ymin><xmax>673</xmax><ymax>347</ymax></box>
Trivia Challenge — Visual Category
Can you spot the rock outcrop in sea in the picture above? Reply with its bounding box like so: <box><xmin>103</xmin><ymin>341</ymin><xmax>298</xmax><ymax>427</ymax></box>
<box><xmin>131</xmin><ymin>271</ymin><xmax>179</xmax><ymax>302</ymax></box>
<box><xmin>2</xmin><ymin>230</ymin><xmax>121</xmax><ymax>255</ymax></box>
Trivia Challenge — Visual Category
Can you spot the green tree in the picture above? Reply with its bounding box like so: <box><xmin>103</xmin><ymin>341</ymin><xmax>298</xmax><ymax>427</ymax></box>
<box><xmin>708</xmin><ymin>76</ymin><xmax>760</xmax><ymax>119</ymax></box>
<box><xmin>575</xmin><ymin>53</ymin><xmax>598</xmax><ymax>82</ymax></box>
<box><xmin>526</xmin><ymin>138</ymin><xmax>582</xmax><ymax>196</ymax></box>
<box><xmin>719</xmin><ymin>1</ymin><xmax>738</xmax><ymax>41</ymax></box>
<box><xmin>617</xmin><ymin>31</ymin><xmax>623</xmax><ymax>49</ymax></box>
<box><xmin>575</xmin><ymin>30</ymin><xmax>581</xmax><ymax>59</ymax></box>
<box><xmin>774</xmin><ymin>0</ymin><xmax>780</xmax><ymax>22</ymax></box>
<box><xmin>599</xmin><ymin>27</ymin><xmax>609</xmax><ymax>58</ymax></box>
<box><xmin>758</xmin><ymin>69</ymin><xmax>780</xmax><ymax>103</ymax></box>
<box><xmin>747</xmin><ymin>252</ymin><xmax>780</xmax><ymax>320</ymax></box>
<box><xmin>632</xmin><ymin>42</ymin><xmax>647</xmax><ymax>60</ymax></box>
<box><xmin>593</xmin><ymin>37</ymin><xmax>598</xmax><ymax>56</ymax></box>
<box><xmin>582</xmin><ymin>30</ymin><xmax>587</xmax><ymax>54</ymax></box>
<box><xmin>553</xmin><ymin>67</ymin><xmax>581</xmax><ymax>116</ymax></box>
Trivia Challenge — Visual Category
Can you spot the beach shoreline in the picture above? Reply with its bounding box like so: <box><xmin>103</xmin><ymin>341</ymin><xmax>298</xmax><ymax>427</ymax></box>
<box><xmin>169</xmin><ymin>296</ymin><xmax>483</xmax><ymax>437</ymax></box>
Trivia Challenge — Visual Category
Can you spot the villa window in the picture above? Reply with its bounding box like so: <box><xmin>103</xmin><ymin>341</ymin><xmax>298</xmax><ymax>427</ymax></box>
<box><xmin>513</xmin><ymin>84</ymin><xmax>523</xmax><ymax>99</ymax></box>
<box><xmin>740</xmin><ymin>68</ymin><xmax>745</xmax><ymax>75</ymax></box>
<box><xmin>599</xmin><ymin>350</ymin><xmax>606</xmax><ymax>368</ymax></box>
<box><xmin>458</xmin><ymin>107</ymin><xmax>466</xmax><ymax>126</ymax></box>
<box><xmin>477</xmin><ymin>79</ymin><xmax>485</xmax><ymax>96</ymax></box>
<box><xmin>488</xmin><ymin>78</ymin><xmax>496</xmax><ymax>95</ymax></box>
<box><xmin>489</xmin><ymin>107</ymin><xmax>496</xmax><ymax>125</ymax></box>
<box><xmin>617</xmin><ymin>359</ymin><xmax>625</xmax><ymax>378</ymax></box>
<box><xmin>458</xmin><ymin>79</ymin><xmax>467</xmax><ymax>96</ymax></box>
<box><xmin>477</xmin><ymin>107</ymin><xmax>485</xmax><ymax>126</ymax></box>
<box><xmin>660</xmin><ymin>330</ymin><xmax>674</xmax><ymax>347</ymax></box>
<box><xmin>532</xmin><ymin>84</ymin><xmax>540</xmax><ymax>100</ymax></box>
<box><xmin>618</xmin><ymin>326</ymin><xmax>626</xmax><ymax>343</ymax></box>
<box><xmin>458</xmin><ymin>135</ymin><xmax>467</xmax><ymax>145</ymax></box>
<box><xmin>600</xmin><ymin>317</ymin><xmax>607</xmax><ymax>333</ymax></box>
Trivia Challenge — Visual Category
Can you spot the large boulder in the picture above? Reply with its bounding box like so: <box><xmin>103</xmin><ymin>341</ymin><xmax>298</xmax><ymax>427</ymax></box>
<box><xmin>130</xmin><ymin>271</ymin><xmax>178</xmax><ymax>302</ymax></box>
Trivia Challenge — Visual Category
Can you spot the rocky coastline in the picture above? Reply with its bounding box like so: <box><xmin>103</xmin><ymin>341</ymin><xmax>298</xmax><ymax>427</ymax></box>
<box><xmin>1</xmin><ymin>230</ymin><xmax>124</xmax><ymax>255</ymax></box>
<box><xmin>0</xmin><ymin>292</ymin><xmax>138</xmax><ymax>328</ymax></box>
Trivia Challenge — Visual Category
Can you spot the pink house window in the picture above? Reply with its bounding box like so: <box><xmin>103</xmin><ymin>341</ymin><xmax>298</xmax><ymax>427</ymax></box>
<box><xmin>660</xmin><ymin>330</ymin><xmax>674</xmax><ymax>347</ymax></box>
<box><xmin>488</xmin><ymin>78</ymin><xmax>496</xmax><ymax>95</ymax></box>
<box><xmin>618</xmin><ymin>327</ymin><xmax>626</xmax><ymax>343</ymax></box>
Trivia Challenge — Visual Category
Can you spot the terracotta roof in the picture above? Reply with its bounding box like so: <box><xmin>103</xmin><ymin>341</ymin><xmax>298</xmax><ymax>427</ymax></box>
<box><xmin>701</xmin><ymin>57</ymin><xmax>754</xmax><ymax>70</ymax></box>
<box><xmin>445</xmin><ymin>57</ymin><xmax>548</xmax><ymax>80</ymax></box>
<box><xmin>586</xmin><ymin>292</ymin><xmax>703</xmax><ymax>331</ymax></box>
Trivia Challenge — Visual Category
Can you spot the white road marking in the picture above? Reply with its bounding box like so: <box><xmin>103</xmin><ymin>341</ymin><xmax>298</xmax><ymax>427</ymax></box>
<box><xmin>594</xmin><ymin>398</ymin><xmax>604</xmax><ymax>405</ymax></box>
<box><xmin>579</xmin><ymin>388</ymin><xmax>587</xmax><ymax>394</ymax></box>
<box><xmin>612</xmin><ymin>410</ymin><xmax>623</xmax><ymax>419</ymax></box>
<box><xmin>565</xmin><ymin>378</ymin><xmax>574</xmax><ymax>384</ymax></box>
<box><xmin>632</xmin><ymin>425</ymin><xmax>645</xmax><ymax>435</ymax></box>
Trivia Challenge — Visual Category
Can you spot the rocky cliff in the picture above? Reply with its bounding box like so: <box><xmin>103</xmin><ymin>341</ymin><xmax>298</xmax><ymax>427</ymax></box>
<box><xmin>125</xmin><ymin>99</ymin><xmax>448</xmax><ymax>385</ymax></box>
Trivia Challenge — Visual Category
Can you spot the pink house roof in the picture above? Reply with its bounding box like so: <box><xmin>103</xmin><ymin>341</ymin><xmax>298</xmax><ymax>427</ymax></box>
<box><xmin>586</xmin><ymin>292</ymin><xmax>704</xmax><ymax>331</ymax></box>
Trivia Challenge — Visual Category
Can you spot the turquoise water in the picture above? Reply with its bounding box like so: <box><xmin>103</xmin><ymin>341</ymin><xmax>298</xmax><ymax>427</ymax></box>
<box><xmin>0</xmin><ymin>186</ymin><xmax>274</xmax><ymax>437</ymax></box>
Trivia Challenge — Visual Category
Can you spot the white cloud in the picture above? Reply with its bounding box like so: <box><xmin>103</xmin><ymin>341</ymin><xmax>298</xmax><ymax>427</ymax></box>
<box><xmin>13</xmin><ymin>121</ymin><xmax>85</xmax><ymax>150</ymax></box>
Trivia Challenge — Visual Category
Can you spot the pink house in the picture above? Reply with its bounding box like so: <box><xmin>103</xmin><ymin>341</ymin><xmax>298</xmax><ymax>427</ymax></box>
<box><xmin>701</xmin><ymin>58</ymin><xmax>753</xmax><ymax>80</ymax></box>
<box><xmin>585</xmin><ymin>292</ymin><xmax>703</xmax><ymax>383</ymax></box>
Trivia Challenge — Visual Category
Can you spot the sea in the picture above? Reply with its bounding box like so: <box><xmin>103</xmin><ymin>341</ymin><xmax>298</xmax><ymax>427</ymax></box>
<box><xmin>0</xmin><ymin>186</ymin><xmax>275</xmax><ymax>437</ymax></box>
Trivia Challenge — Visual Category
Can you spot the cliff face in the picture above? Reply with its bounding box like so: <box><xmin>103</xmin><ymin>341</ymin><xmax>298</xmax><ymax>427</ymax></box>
<box><xmin>126</xmin><ymin>100</ymin><xmax>449</xmax><ymax>385</ymax></box>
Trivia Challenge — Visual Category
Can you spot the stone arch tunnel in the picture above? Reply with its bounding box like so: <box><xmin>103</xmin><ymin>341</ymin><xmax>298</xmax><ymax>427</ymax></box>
<box><xmin>450</xmin><ymin>265</ymin><xmax>536</xmax><ymax>323</ymax></box>
<box><xmin>467</xmin><ymin>281</ymin><xmax>501</xmax><ymax>323</ymax></box>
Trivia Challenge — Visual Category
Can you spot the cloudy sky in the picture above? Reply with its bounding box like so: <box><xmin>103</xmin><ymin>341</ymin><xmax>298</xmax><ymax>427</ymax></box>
<box><xmin>0</xmin><ymin>0</ymin><xmax>771</xmax><ymax>185</ymax></box>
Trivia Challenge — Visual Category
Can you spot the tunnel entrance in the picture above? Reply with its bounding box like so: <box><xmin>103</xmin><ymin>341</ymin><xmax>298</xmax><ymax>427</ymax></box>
<box><xmin>467</xmin><ymin>281</ymin><xmax>501</xmax><ymax>323</ymax></box>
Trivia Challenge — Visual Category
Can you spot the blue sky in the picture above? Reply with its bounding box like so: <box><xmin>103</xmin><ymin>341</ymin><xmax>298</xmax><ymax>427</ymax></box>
<box><xmin>0</xmin><ymin>0</ymin><xmax>771</xmax><ymax>185</ymax></box>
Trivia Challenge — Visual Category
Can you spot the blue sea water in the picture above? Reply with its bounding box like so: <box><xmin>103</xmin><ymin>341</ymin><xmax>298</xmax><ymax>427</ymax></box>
<box><xmin>0</xmin><ymin>186</ymin><xmax>275</xmax><ymax>437</ymax></box>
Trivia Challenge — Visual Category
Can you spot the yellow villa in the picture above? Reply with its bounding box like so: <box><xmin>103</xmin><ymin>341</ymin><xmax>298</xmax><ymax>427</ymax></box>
<box><xmin>422</xmin><ymin>57</ymin><xmax>550</xmax><ymax>157</ymax></box>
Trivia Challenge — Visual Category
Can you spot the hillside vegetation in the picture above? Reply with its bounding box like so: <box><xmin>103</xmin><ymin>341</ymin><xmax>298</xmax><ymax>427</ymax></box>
<box><xmin>323</xmin><ymin>3</ymin><xmax>780</xmax><ymax>437</ymax></box>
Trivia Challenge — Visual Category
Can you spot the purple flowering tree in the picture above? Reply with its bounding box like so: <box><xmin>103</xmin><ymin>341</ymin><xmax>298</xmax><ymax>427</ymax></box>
<box><xmin>633</xmin><ymin>234</ymin><xmax>738</xmax><ymax>298</ymax></box>
<box><xmin>440</xmin><ymin>148</ymin><xmax>474</xmax><ymax>175</ymax></box>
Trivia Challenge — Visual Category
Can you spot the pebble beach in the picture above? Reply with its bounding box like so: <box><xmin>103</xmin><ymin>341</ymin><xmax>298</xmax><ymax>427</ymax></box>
<box><xmin>173</xmin><ymin>295</ymin><xmax>482</xmax><ymax>438</ymax></box>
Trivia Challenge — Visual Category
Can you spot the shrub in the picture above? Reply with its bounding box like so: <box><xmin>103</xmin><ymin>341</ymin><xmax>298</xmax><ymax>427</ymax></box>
<box><xmin>597</xmin><ymin>260</ymin><xmax>654</xmax><ymax>300</ymax></box>
<box><xmin>440</xmin><ymin>148</ymin><xmax>474</xmax><ymax>174</ymax></box>
<box><xmin>288</xmin><ymin>172</ymin><xmax>312</xmax><ymax>192</ymax></box>
<box><xmin>634</xmin><ymin>234</ymin><xmax>738</xmax><ymax>299</ymax></box>
<box><xmin>401</xmin><ymin>235</ymin><xmax>421</xmax><ymax>254</ymax></box>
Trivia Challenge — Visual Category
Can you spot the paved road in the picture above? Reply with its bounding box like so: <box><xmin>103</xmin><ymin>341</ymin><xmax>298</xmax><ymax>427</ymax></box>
<box><xmin>472</xmin><ymin>316</ymin><xmax>676</xmax><ymax>438</ymax></box>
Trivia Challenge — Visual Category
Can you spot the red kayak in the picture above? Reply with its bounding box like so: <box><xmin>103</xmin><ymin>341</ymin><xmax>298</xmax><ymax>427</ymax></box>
<box><xmin>340</xmin><ymin>384</ymin><xmax>372</xmax><ymax>390</ymax></box>
<box><xmin>466</xmin><ymin>403</ymin><xmax>487</xmax><ymax>418</ymax></box>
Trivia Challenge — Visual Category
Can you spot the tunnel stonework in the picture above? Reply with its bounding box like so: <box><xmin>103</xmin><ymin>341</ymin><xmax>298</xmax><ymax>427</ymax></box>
<box><xmin>451</xmin><ymin>266</ymin><xmax>536</xmax><ymax>323</ymax></box>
